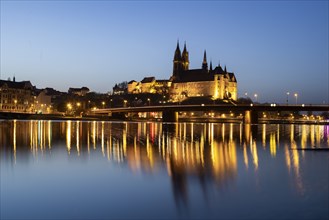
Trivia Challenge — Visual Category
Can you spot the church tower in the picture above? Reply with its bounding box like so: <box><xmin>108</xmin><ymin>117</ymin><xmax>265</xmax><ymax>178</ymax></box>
<box><xmin>182</xmin><ymin>42</ymin><xmax>189</xmax><ymax>71</ymax></box>
<box><xmin>173</xmin><ymin>41</ymin><xmax>183</xmax><ymax>77</ymax></box>
<box><xmin>202</xmin><ymin>50</ymin><xmax>208</xmax><ymax>71</ymax></box>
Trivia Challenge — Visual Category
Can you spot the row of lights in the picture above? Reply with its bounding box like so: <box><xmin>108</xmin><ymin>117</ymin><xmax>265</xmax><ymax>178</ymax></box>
<box><xmin>66</xmin><ymin>98</ymin><xmax>150</xmax><ymax>111</ymax></box>
<box><xmin>245</xmin><ymin>92</ymin><xmax>299</xmax><ymax>104</ymax></box>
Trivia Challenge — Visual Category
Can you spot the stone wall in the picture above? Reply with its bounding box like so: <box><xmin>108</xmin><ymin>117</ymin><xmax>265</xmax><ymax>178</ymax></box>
<box><xmin>170</xmin><ymin>81</ymin><xmax>216</xmax><ymax>101</ymax></box>
<box><xmin>170</xmin><ymin>76</ymin><xmax>237</xmax><ymax>102</ymax></box>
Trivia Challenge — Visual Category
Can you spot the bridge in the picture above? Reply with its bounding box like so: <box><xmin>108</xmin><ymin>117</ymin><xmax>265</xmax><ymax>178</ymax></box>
<box><xmin>92</xmin><ymin>104</ymin><xmax>329</xmax><ymax>124</ymax></box>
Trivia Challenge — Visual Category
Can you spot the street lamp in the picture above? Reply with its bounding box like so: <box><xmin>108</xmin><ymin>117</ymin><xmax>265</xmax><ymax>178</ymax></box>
<box><xmin>147</xmin><ymin>98</ymin><xmax>150</xmax><ymax>106</ymax></box>
<box><xmin>67</xmin><ymin>103</ymin><xmax>72</xmax><ymax>114</ymax></box>
<box><xmin>124</xmin><ymin>100</ymin><xmax>127</xmax><ymax>107</ymax></box>
<box><xmin>286</xmin><ymin>92</ymin><xmax>290</xmax><ymax>105</ymax></box>
<box><xmin>14</xmin><ymin>99</ymin><xmax>17</xmax><ymax>112</ymax></box>
<box><xmin>102</xmin><ymin>101</ymin><xmax>105</xmax><ymax>109</ymax></box>
<box><xmin>254</xmin><ymin>94</ymin><xmax>258</xmax><ymax>103</ymax></box>
<box><xmin>110</xmin><ymin>99</ymin><xmax>113</xmax><ymax>108</ymax></box>
<box><xmin>294</xmin><ymin>93</ymin><xmax>298</xmax><ymax>105</ymax></box>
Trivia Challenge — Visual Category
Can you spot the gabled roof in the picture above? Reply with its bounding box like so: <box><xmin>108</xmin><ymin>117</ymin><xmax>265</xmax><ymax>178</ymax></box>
<box><xmin>171</xmin><ymin>66</ymin><xmax>237</xmax><ymax>83</ymax></box>
<box><xmin>212</xmin><ymin>66</ymin><xmax>224</xmax><ymax>74</ymax></box>
<box><xmin>141</xmin><ymin>77</ymin><xmax>155</xmax><ymax>83</ymax></box>
<box><xmin>173</xmin><ymin>69</ymin><xmax>213</xmax><ymax>83</ymax></box>
<box><xmin>128</xmin><ymin>80</ymin><xmax>137</xmax><ymax>84</ymax></box>
<box><xmin>45</xmin><ymin>87</ymin><xmax>62</xmax><ymax>96</ymax></box>
<box><xmin>228</xmin><ymin>73</ymin><xmax>237</xmax><ymax>82</ymax></box>
<box><xmin>0</xmin><ymin>80</ymin><xmax>33</xmax><ymax>90</ymax></box>
<box><xmin>156</xmin><ymin>79</ymin><xmax>170</xmax><ymax>83</ymax></box>
<box><xmin>68</xmin><ymin>87</ymin><xmax>89</xmax><ymax>92</ymax></box>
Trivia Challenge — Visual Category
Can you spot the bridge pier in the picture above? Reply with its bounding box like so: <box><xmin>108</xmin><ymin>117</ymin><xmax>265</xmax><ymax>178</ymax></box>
<box><xmin>162</xmin><ymin>111</ymin><xmax>178</xmax><ymax>122</ymax></box>
<box><xmin>244</xmin><ymin>110</ymin><xmax>258</xmax><ymax>124</ymax></box>
<box><xmin>111</xmin><ymin>112</ymin><xmax>126</xmax><ymax>120</ymax></box>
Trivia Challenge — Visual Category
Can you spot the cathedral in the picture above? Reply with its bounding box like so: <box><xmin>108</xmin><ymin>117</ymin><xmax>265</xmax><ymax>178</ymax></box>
<box><xmin>127</xmin><ymin>41</ymin><xmax>238</xmax><ymax>102</ymax></box>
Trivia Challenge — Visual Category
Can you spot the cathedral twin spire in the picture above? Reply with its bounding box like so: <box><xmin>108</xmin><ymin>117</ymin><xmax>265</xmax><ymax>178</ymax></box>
<box><xmin>174</xmin><ymin>41</ymin><xmax>182</xmax><ymax>61</ymax></box>
<box><xmin>174</xmin><ymin>41</ymin><xmax>225</xmax><ymax>75</ymax></box>
<box><xmin>182</xmin><ymin>42</ymin><xmax>189</xmax><ymax>70</ymax></box>
<box><xmin>202</xmin><ymin>50</ymin><xmax>208</xmax><ymax>71</ymax></box>
<box><xmin>173</xmin><ymin>41</ymin><xmax>190</xmax><ymax>76</ymax></box>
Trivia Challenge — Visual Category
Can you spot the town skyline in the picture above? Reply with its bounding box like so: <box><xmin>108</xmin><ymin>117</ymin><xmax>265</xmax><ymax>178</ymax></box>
<box><xmin>1</xmin><ymin>1</ymin><xmax>328</xmax><ymax>104</ymax></box>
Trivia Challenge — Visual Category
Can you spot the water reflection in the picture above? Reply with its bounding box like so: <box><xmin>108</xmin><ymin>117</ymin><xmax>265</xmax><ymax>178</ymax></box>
<box><xmin>2</xmin><ymin>121</ymin><xmax>328</xmax><ymax>165</ymax></box>
<box><xmin>1</xmin><ymin>120</ymin><xmax>328</xmax><ymax>211</ymax></box>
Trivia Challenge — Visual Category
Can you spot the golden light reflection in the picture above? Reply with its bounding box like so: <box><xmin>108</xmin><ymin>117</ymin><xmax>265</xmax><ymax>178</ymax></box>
<box><xmin>87</xmin><ymin>122</ymin><xmax>90</xmax><ymax>154</ymax></box>
<box><xmin>122</xmin><ymin>123</ymin><xmax>127</xmax><ymax>157</ymax></box>
<box><xmin>262</xmin><ymin>124</ymin><xmax>266</xmax><ymax>147</ymax></box>
<box><xmin>290</xmin><ymin>124</ymin><xmax>294</xmax><ymax>142</ymax></box>
<box><xmin>48</xmin><ymin>121</ymin><xmax>52</xmax><ymax>149</ymax></box>
<box><xmin>243</xmin><ymin>143</ymin><xmax>249</xmax><ymax>169</ymax></box>
<box><xmin>315</xmin><ymin>125</ymin><xmax>321</xmax><ymax>146</ymax></box>
<box><xmin>270</xmin><ymin>133</ymin><xmax>277</xmax><ymax>157</ymax></box>
<box><xmin>284</xmin><ymin>144</ymin><xmax>291</xmax><ymax>172</ymax></box>
<box><xmin>301</xmin><ymin>124</ymin><xmax>307</xmax><ymax>149</ymax></box>
<box><xmin>285</xmin><ymin>142</ymin><xmax>304</xmax><ymax>194</ymax></box>
<box><xmin>250</xmin><ymin>139</ymin><xmax>258</xmax><ymax>171</ymax></box>
<box><xmin>107</xmin><ymin>123</ymin><xmax>112</xmax><ymax>161</ymax></box>
<box><xmin>38</xmin><ymin>120</ymin><xmax>44</xmax><ymax>150</ymax></box>
<box><xmin>221</xmin><ymin>123</ymin><xmax>225</xmax><ymax>142</ymax></box>
<box><xmin>310</xmin><ymin>125</ymin><xmax>315</xmax><ymax>147</ymax></box>
<box><xmin>13</xmin><ymin>120</ymin><xmax>16</xmax><ymax>163</ymax></box>
<box><xmin>229</xmin><ymin>123</ymin><xmax>233</xmax><ymax>141</ymax></box>
<box><xmin>30</xmin><ymin>121</ymin><xmax>33</xmax><ymax>150</ymax></box>
<box><xmin>291</xmin><ymin>142</ymin><xmax>300</xmax><ymax>178</ymax></box>
<box><xmin>4</xmin><ymin>120</ymin><xmax>328</xmax><ymax>196</ymax></box>
<box><xmin>146</xmin><ymin>134</ymin><xmax>155</xmax><ymax>169</ymax></box>
<box><xmin>276</xmin><ymin>124</ymin><xmax>280</xmax><ymax>145</ymax></box>
<box><xmin>92</xmin><ymin>121</ymin><xmax>96</xmax><ymax>149</ymax></box>
<box><xmin>101</xmin><ymin>122</ymin><xmax>105</xmax><ymax>156</ymax></box>
<box><xmin>66</xmin><ymin>121</ymin><xmax>71</xmax><ymax>154</ymax></box>
<box><xmin>244</xmin><ymin>124</ymin><xmax>250</xmax><ymax>143</ymax></box>
<box><xmin>76</xmin><ymin>121</ymin><xmax>80</xmax><ymax>156</ymax></box>
<box><xmin>239</xmin><ymin>123</ymin><xmax>242</xmax><ymax>144</ymax></box>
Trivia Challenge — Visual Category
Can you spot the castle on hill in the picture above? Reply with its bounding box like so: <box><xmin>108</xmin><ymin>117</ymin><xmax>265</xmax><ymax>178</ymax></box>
<box><xmin>127</xmin><ymin>41</ymin><xmax>237</xmax><ymax>102</ymax></box>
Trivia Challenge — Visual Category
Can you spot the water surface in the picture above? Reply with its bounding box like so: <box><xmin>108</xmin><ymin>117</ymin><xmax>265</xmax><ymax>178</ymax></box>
<box><xmin>1</xmin><ymin>120</ymin><xmax>328</xmax><ymax>219</ymax></box>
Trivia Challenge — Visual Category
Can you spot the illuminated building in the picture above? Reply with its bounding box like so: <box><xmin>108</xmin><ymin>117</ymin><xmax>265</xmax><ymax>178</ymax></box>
<box><xmin>68</xmin><ymin>87</ymin><xmax>90</xmax><ymax>96</ymax></box>
<box><xmin>170</xmin><ymin>41</ymin><xmax>237</xmax><ymax>102</ymax></box>
<box><xmin>128</xmin><ymin>77</ymin><xmax>172</xmax><ymax>95</ymax></box>
<box><xmin>127</xmin><ymin>41</ymin><xmax>237</xmax><ymax>102</ymax></box>
<box><xmin>33</xmin><ymin>89</ymin><xmax>53</xmax><ymax>113</ymax></box>
<box><xmin>0</xmin><ymin>78</ymin><xmax>34</xmax><ymax>112</ymax></box>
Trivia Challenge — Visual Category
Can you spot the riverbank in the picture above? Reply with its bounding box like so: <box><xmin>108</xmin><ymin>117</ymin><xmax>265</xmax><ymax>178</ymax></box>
<box><xmin>0</xmin><ymin>112</ymin><xmax>110</xmax><ymax>121</ymax></box>
<box><xmin>1</xmin><ymin>112</ymin><xmax>328</xmax><ymax>124</ymax></box>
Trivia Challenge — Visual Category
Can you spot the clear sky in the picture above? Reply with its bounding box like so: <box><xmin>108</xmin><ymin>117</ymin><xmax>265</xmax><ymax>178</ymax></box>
<box><xmin>1</xmin><ymin>0</ymin><xmax>328</xmax><ymax>104</ymax></box>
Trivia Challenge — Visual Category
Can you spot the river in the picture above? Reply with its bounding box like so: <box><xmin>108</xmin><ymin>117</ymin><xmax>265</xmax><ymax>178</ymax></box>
<box><xmin>1</xmin><ymin>120</ymin><xmax>328</xmax><ymax>219</ymax></box>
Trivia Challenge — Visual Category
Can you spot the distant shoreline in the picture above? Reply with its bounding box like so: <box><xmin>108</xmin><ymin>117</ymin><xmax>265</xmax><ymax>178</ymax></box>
<box><xmin>0</xmin><ymin>112</ymin><xmax>328</xmax><ymax>125</ymax></box>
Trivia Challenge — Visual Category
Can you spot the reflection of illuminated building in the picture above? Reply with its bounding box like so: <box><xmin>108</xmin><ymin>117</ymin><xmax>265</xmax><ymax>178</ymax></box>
<box><xmin>270</xmin><ymin>133</ymin><xmax>277</xmax><ymax>157</ymax></box>
<box><xmin>2</xmin><ymin>120</ymin><xmax>328</xmax><ymax>203</ymax></box>
<box><xmin>250</xmin><ymin>139</ymin><xmax>259</xmax><ymax>171</ymax></box>
<box><xmin>284</xmin><ymin>144</ymin><xmax>304</xmax><ymax>194</ymax></box>
<box><xmin>66</xmin><ymin>121</ymin><xmax>71</xmax><ymax>153</ymax></box>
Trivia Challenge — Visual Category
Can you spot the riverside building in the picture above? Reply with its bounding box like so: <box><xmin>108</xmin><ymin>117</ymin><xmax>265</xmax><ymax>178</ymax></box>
<box><xmin>127</xmin><ymin>41</ymin><xmax>237</xmax><ymax>102</ymax></box>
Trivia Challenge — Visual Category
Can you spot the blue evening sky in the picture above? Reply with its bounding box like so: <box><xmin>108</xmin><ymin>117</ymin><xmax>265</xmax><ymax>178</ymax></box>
<box><xmin>1</xmin><ymin>0</ymin><xmax>328</xmax><ymax>104</ymax></box>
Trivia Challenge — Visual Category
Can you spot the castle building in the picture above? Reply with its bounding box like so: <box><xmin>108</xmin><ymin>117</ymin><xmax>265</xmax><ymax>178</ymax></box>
<box><xmin>170</xmin><ymin>41</ymin><xmax>237</xmax><ymax>102</ymax></box>
<box><xmin>127</xmin><ymin>41</ymin><xmax>237</xmax><ymax>102</ymax></box>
